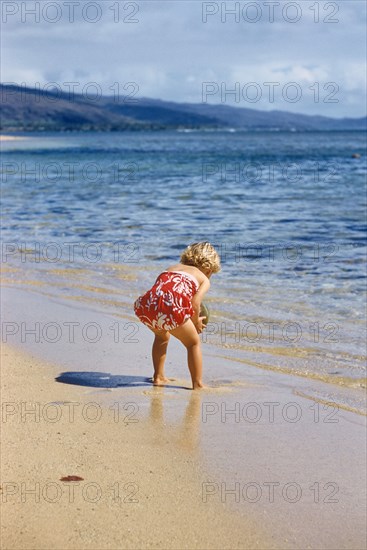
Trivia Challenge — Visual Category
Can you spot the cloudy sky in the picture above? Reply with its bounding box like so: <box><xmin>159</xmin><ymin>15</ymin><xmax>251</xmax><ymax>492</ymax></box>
<box><xmin>2</xmin><ymin>0</ymin><xmax>366</xmax><ymax>117</ymax></box>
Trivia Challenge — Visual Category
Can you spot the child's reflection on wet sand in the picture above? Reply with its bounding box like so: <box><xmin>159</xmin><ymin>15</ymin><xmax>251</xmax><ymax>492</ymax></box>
<box><xmin>148</xmin><ymin>389</ymin><xmax>201</xmax><ymax>453</ymax></box>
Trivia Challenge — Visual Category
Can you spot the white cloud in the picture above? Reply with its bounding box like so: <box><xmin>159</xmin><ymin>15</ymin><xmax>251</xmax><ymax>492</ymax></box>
<box><xmin>1</xmin><ymin>0</ymin><xmax>366</xmax><ymax>117</ymax></box>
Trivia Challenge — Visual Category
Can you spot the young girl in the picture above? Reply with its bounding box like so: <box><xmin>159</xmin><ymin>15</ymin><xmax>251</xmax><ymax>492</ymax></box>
<box><xmin>133</xmin><ymin>242</ymin><xmax>221</xmax><ymax>389</ymax></box>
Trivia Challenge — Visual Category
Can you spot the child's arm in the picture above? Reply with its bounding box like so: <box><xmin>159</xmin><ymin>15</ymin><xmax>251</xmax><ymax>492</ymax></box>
<box><xmin>191</xmin><ymin>279</ymin><xmax>210</xmax><ymax>333</ymax></box>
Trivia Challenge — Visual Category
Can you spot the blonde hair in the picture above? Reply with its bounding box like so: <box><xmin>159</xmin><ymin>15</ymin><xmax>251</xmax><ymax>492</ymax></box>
<box><xmin>180</xmin><ymin>242</ymin><xmax>221</xmax><ymax>274</ymax></box>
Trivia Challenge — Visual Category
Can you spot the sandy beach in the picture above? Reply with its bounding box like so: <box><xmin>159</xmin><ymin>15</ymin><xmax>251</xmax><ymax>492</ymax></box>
<box><xmin>1</xmin><ymin>343</ymin><xmax>268</xmax><ymax>550</ymax></box>
<box><xmin>1</xmin><ymin>279</ymin><xmax>366</xmax><ymax>549</ymax></box>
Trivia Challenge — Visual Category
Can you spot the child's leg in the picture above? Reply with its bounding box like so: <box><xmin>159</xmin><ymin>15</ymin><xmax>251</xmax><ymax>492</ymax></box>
<box><xmin>151</xmin><ymin>330</ymin><xmax>170</xmax><ymax>384</ymax></box>
<box><xmin>170</xmin><ymin>320</ymin><xmax>203</xmax><ymax>389</ymax></box>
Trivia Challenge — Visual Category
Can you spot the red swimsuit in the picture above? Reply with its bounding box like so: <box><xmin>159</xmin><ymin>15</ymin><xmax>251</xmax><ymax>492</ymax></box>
<box><xmin>134</xmin><ymin>271</ymin><xmax>199</xmax><ymax>331</ymax></box>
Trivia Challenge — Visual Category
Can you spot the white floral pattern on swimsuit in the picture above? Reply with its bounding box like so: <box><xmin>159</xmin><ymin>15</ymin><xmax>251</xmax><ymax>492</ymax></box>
<box><xmin>133</xmin><ymin>271</ymin><xmax>199</xmax><ymax>331</ymax></box>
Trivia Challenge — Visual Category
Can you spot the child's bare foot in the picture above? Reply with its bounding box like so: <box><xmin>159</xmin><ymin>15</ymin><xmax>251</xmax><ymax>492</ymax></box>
<box><xmin>192</xmin><ymin>381</ymin><xmax>205</xmax><ymax>390</ymax></box>
<box><xmin>152</xmin><ymin>376</ymin><xmax>169</xmax><ymax>386</ymax></box>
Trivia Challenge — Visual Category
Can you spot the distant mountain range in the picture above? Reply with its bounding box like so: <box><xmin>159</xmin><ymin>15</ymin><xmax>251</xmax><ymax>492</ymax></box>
<box><xmin>1</xmin><ymin>84</ymin><xmax>366</xmax><ymax>132</ymax></box>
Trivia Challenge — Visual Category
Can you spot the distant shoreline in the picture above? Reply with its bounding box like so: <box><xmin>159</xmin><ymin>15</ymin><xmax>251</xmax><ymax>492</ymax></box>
<box><xmin>0</xmin><ymin>135</ymin><xmax>30</xmax><ymax>141</ymax></box>
<box><xmin>1</xmin><ymin>128</ymin><xmax>366</xmax><ymax>135</ymax></box>
<box><xmin>1</xmin><ymin>84</ymin><xmax>366</xmax><ymax>132</ymax></box>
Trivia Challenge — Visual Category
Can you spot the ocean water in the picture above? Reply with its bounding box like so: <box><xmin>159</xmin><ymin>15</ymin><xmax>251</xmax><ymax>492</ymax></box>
<box><xmin>1</xmin><ymin>130</ymin><xmax>366</xmax><ymax>408</ymax></box>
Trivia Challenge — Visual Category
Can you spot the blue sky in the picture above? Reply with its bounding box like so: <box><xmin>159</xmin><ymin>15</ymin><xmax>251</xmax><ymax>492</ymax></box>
<box><xmin>2</xmin><ymin>0</ymin><xmax>366</xmax><ymax>117</ymax></box>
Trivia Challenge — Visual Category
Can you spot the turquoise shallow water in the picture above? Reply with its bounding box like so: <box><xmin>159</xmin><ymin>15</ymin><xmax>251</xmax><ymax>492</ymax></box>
<box><xmin>1</xmin><ymin>130</ymin><xmax>366</xmax><ymax>397</ymax></box>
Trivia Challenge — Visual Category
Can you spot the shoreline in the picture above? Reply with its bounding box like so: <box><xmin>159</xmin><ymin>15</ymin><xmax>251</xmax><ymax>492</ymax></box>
<box><xmin>2</xmin><ymin>260</ymin><xmax>366</xmax><ymax>415</ymax></box>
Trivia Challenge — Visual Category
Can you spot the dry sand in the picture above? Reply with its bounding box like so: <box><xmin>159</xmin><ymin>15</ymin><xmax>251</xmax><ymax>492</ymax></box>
<box><xmin>1</xmin><ymin>344</ymin><xmax>269</xmax><ymax>550</ymax></box>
